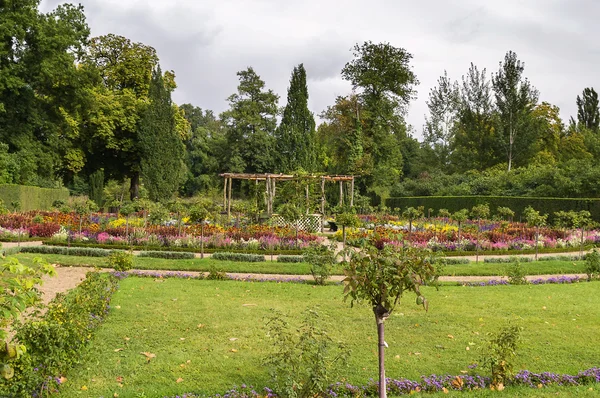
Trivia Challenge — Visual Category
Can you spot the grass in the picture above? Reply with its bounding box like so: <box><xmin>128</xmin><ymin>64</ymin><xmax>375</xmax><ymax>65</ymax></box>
<box><xmin>10</xmin><ymin>253</ymin><xmax>587</xmax><ymax>278</ymax></box>
<box><xmin>57</xmin><ymin>278</ymin><xmax>600</xmax><ymax>397</ymax></box>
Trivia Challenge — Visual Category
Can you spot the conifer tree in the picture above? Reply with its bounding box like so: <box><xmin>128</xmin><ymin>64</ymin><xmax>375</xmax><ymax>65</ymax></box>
<box><xmin>275</xmin><ymin>64</ymin><xmax>316</xmax><ymax>172</ymax></box>
<box><xmin>139</xmin><ymin>65</ymin><xmax>186</xmax><ymax>201</ymax></box>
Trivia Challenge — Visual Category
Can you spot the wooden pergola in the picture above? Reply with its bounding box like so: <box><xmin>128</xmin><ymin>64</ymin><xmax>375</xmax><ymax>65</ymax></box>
<box><xmin>219</xmin><ymin>173</ymin><xmax>355</xmax><ymax>218</ymax></box>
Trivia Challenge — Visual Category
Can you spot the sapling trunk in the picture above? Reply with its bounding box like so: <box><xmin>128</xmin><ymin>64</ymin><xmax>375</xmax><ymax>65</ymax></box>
<box><xmin>79</xmin><ymin>216</ymin><xmax>83</xmax><ymax>235</ymax></box>
<box><xmin>535</xmin><ymin>227</ymin><xmax>539</xmax><ymax>261</ymax></box>
<box><xmin>374</xmin><ymin>308</ymin><xmax>388</xmax><ymax>398</ymax></box>
<box><xmin>580</xmin><ymin>228</ymin><xmax>585</xmax><ymax>258</ymax></box>
<box><xmin>126</xmin><ymin>216</ymin><xmax>130</xmax><ymax>243</ymax></box>
<box><xmin>200</xmin><ymin>222</ymin><xmax>204</xmax><ymax>259</ymax></box>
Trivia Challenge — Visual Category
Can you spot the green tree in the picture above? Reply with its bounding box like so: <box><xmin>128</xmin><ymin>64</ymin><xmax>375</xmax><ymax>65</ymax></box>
<box><xmin>139</xmin><ymin>66</ymin><xmax>186</xmax><ymax>202</ymax></box>
<box><xmin>88</xmin><ymin>169</ymin><xmax>105</xmax><ymax>208</ymax></box>
<box><xmin>575</xmin><ymin>87</ymin><xmax>599</xmax><ymax>132</ymax></box>
<box><xmin>451</xmin><ymin>63</ymin><xmax>501</xmax><ymax>171</ymax></box>
<box><xmin>402</xmin><ymin>206</ymin><xmax>423</xmax><ymax>239</ymax></box>
<box><xmin>523</xmin><ymin>206</ymin><xmax>547</xmax><ymax>260</ymax></box>
<box><xmin>451</xmin><ymin>209</ymin><xmax>469</xmax><ymax>246</ymax></box>
<box><xmin>423</xmin><ymin>71</ymin><xmax>459</xmax><ymax>168</ymax></box>
<box><xmin>343</xmin><ymin>244</ymin><xmax>439</xmax><ymax>398</ymax></box>
<box><xmin>341</xmin><ymin>41</ymin><xmax>418</xmax><ymax>202</ymax></box>
<box><xmin>221</xmin><ymin>67</ymin><xmax>279</xmax><ymax>173</ymax></box>
<box><xmin>275</xmin><ymin>64</ymin><xmax>316</xmax><ymax>173</ymax></box>
<box><xmin>492</xmin><ymin>51</ymin><xmax>539</xmax><ymax>171</ymax></box>
<box><xmin>82</xmin><ymin>34</ymin><xmax>159</xmax><ymax>199</ymax></box>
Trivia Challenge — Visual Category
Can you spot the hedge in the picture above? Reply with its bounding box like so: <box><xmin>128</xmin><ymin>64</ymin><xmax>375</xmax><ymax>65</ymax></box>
<box><xmin>138</xmin><ymin>251</ymin><xmax>196</xmax><ymax>260</ymax></box>
<box><xmin>20</xmin><ymin>245</ymin><xmax>113</xmax><ymax>257</ymax></box>
<box><xmin>43</xmin><ymin>241</ymin><xmax>303</xmax><ymax>255</ymax></box>
<box><xmin>0</xmin><ymin>184</ymin><xmax>69</xmax><ymax>211</ymax></box>
<box><xmin>276</xmin><ymin>255</ymin><xmax>305</xmax><ymax>263</ymax></box>
<box><xmin>386</xmin><ymin>196</ymin><xmax>600</xmax><ymax>222</ymax></box>
<box><xmin>212</xmin><ymin>252</ymin><xmax>266</xmax><ymax>262</ymax></box>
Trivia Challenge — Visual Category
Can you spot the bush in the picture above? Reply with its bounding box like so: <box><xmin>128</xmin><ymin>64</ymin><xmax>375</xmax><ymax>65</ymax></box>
<box><xmin>484</xmin><ymin>256</ymin><xmax>533</xmax><ymax>264</ymax></box>
<box><xmin>21</xmin><ymin>246</ymin><xmax>113</xmax><ymax>257</ymax></box>
<box><xmin>206</xmin><ymin>266</ymin><xmax>228</xmax><ymax>280</ymax></box>
<box><xmin>212</xmin><ymin>252</ymin><xmax>265</xmax><ymax>262</ymax></box>
<box><xmin>264</xmin><ymin>308</ymin><xmax>349</xmax><ymax>398</ymax></box>
<box><xmin>506</xmin><ymin>261</ymin><xmax>528</xmax><ymax>285</ymax></box>
<box><xmin>138</xmin><ymin>251</ymin><xmax>195</xmax><ymax>260</ymax></box>
<box><xmin>480</xmin><ymin>324</ymin><xmax>523</xmax><ymax>389</ymax></box>
<box><xmin>108</xmin><ymin>250</ymin><xmax>134</xmax><ymax>271</ymax></box>
<box><xmin>303</xmin><ymin>242</ymin><xmax>337</xmax><ymax>285</ymax></box>
<box><xmin>445</xmin><ymin>258</ymin><xmax>470</xmax><ymax>265</ymax></box>
<box><xmin>0</xmin><ymin>272</ymin><xmax>118</xmax><ymax>397</ymax></box>
<box><xmin>584</xmin><ymin>249</ymin><xmax>600</xmax><ymax>281</ymax></box>
<box><xmin>276</xmin><ymin>255</ymin><xmax>305</xmax><ymax>263</ymax></box>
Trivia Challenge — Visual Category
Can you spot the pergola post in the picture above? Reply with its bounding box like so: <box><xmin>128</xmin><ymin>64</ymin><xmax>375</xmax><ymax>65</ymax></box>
<box><xmin>350</xmin><ymin>176</ymin><xmax>355</xmax><ymax>207</ymax></box>
<box><xmin>305</xmin><ymin>185</ymin><xmax>309</xmax><ymax>214</ymax></box>
<box><xmin>266</xmin><ymin>175</ymin><xmax>271</xmax><ymax>215</ymax></box>
<box><xmin>227</xmin><ymin>177</ymin><xmax>232</xmax><ymax>218</ymax></box>
<box><xmin>223</xmin><ymin>177</ymin><xmax>228</xmax><ymax>212</ymax></box>
<box><xmin>339</xmin><ymin>180</ymin><xmax>344</xmax><ymax>207</ymax></box>
<box><xmin>320</xmin><ymin>177</ymin><xmax>325</xmax><ymax>233</ymax></box>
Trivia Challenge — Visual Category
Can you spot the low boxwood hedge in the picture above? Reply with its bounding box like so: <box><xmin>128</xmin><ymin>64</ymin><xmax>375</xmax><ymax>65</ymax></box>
<box><xmin>212</xmin><ymin>252</ymin><xmax>266</xmax><ymax>262</ymax></box>
<box><xmin>138</xmin><ymin>251</ymin><xmax>196</xmax><ymax>260</ymax></box>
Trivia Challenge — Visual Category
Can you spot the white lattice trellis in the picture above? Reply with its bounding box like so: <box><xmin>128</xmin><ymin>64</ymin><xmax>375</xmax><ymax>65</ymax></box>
<box><xmin>272</xmin><ymin>214</ymin><xmax>323</xmax><ymax>233</ymax></box>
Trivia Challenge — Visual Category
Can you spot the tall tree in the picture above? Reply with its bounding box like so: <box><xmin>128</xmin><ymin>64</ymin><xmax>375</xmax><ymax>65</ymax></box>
<box><xmin>179</xmin><ymin>104</ymin><xmax>225</xmax><ymax>195</ymax></box>
<box><xmin>492</xmin><ymin>51</ymin><xmax>539</xmax><ymax>171</ymax></box>
<box><xmin>275</xmin><ymin>64</ymin><xmax>316</xmax><ymax>173</ymax></box>
<box><xmin>423</xmin><ymin>71</ymin><xmax>459</xmax><ymax>168</ymax></box>
<box><xmin>139</xmin><ymin>66</ymin><xmax>186</xmax><ymax>201</ymax></box>
<box><xmin>575</xmin><ymin>87</ymin><xmax>600</xmax><ymax>132</ymax></box>
<box><xmin>82</xmin><ymin>34</ymin><xmax>158</xmax><ymax>199</ymax></box>
<box><xmin>451</xmin><ymin>63</ymin><xmax>501</xmax><ymax>171</ymax></box>
<box><xmin>221</xmin><ymin>67</ymin><xmax>279</xmax><ymax>173</ymax></box>
<box><xmin>340</xmin><ymin>41</ymin><xmax>418</xmax><ymax>202</ymax></box>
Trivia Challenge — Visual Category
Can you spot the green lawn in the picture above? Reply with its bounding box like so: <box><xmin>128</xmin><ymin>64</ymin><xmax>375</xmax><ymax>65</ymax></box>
<box><xmin>57</xmin><ymin>278</ymin><xmax>600</xmax><ymax>397</ymax></box>
<box><xmin>11</xmin><ymin>253</ymin><xmax>587</xmax><ymax>277</ymax></box>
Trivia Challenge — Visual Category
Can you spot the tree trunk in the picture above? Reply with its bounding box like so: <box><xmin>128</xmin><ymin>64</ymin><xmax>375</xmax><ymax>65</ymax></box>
<box><xmin>130</xmin><ymin>172</ymin><xmax>140</xmax><ymax>201</ymax></box>
<box><xmin>200</xmin><ymin>222</ymin><xmax>204</xmax><ymax>259</ymax></box>
<box><xmin>535</xmin><ymin>227</ymin><xmax>539</xmax><ymax>261</ymax></box>
<box><xmin>376</xmin><ymin>314</ymin><xmax>387</xmax><ymax>398</ymax></box>
<box><xmin>79</xmin><ymin>216</ymin><xmax>83</xmax><ymax>235</ymax></box>
<box><xmin>580</xmin><ymin>228</ymin><xmax>585</xmax><ymax>258</ymax></box>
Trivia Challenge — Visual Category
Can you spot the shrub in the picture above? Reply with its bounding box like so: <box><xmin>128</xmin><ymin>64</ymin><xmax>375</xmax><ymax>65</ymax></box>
<box><xmin>21</xmin><ymin>246</ymin><xmax>113</xmax><ymax>257</ymax></box>
<box><xmin>138</xmin><ymin>251</ymin><xmax>195</xmax><ymax>260</ymax></box>
<box><xmin>506</xmin><ymin>261</ymin><xmax>528</xmax><ymax>285</ymax></box>
<box><xmin>264</xmin><ymin>308</ymin><xmax>349</xmax><ymax>398</ymax></box>
<box><xmin>206</xmin><ymin>266</ymin><xmax>228</xmax><ymax>280</ymax></box>
<box><xmin>584</xmin><ymin>249</ymin><xmax>600</xmax><ymax>281</ymax></box>
<box><xmin>276</xmin><ymin>255</ymin><xmax>305</xmax><ymax>263</ymax></box>
<box><xmin>445</xmin><ymin>258</ymin><xmax>470</xmax><ymax>265</ymax></box>
<box><xmin>212</xmin><ymin>252</ymin><xmax>265</xmax><ymax>262</ymax></box>
<box><xmin>0</xmin><ymin>272</ymin><xmax>118</xmax><ymax>397</ymax></box>
<box><xmin>484</xmin><ymin>256</ymin><xmax>533</xmax><ymax>264</ymax></box>
<box><xmin>303</xmin><ymin>242</ymin><xmax>337</xmax><ymax>285</ymax></box>
<box><xmin>108</xmin><ymin>250</ymin><xmax>134</xmax><ymax>271</ymax></box>
<box><xmin>480</xmin><ymin>324</ymin><xmax>523</xmax><ymax>389</ymax></box>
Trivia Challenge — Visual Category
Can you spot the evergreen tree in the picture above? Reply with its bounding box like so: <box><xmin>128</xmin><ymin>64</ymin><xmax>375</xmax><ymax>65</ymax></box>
<box><xmin>575</xmin><ymin>87</ymin><xmax>600</xmax><ymax>132</ymax></box>
<box><xmin>139</xmin><ymin>65</ymin><xmax>186</xmax><ymax>201</ymax></box>
<box><xmin>221</xmin><ymin>67</ymin><xmax>279</xmax><ymax>173</ymax></box>
<box><xmin>274</xmin><ymin>64</ymin><xmax>316</xmax><ymax>172</ymax></box>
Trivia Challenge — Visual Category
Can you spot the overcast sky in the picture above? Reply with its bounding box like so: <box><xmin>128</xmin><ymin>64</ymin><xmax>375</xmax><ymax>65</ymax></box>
<box><xmin>40</xmin><ymin>0</ymin><xmax>600</xmax><ymax>139</ymax></box>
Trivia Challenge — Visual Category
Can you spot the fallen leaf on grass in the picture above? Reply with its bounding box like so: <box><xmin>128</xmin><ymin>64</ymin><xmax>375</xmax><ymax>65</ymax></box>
<box><xmin>114</xmin><ymin>348</ymin><xmax>124</xmax><ymax>352</ymax></box>
<box><xmin>58</xmin><ymin>376</ymin><xmax>67</xmax><ymax>384</ymax></box>
<box><xmin>242</xmin><ymin>304</ymin><xmax>257</xmax><ymax>307</ymax></box>
<box><xmin>197</xmin><ymin>324</ymin><xmax>204</xmax><ymax>328</ymax></box>
<box><xmin>447</xmin><ymin>334</ymin><xmax>454</xmax><ymax>339</ymax></box>
<box><xmin>230</xmin><ymin>349</ymin><xmax>238</xmax><ymax>353</ymax></box>
<box><xmin>180</xmin><ymin>338</ymin><xmax>185</xmax><ymax>341</ymax></box>
<box><xmin>176</xmin><ymin>378</ymin><xmax>183</xmax><ymax>383</ymax></box>
<box><xmin>81</xmin><ymin>386</ymin><xmax>88</xmax><ymax>391</ymax></box>
<box><xmin>229</xmin><ymin>338</ymin><xmax>238</xmax><ymax>341</ymax></box>
<box><xmin>140</xmin><ymin>352</ymin><xmax>156</xmax><ymax>363</ymax></box>
<box><xmin>116</xmin><ymin>376</ymin><xmax>123</xmax><ymax>383</ymax></box>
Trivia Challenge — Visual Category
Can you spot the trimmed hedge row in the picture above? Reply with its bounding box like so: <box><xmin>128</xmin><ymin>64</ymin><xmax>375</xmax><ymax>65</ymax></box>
<box><xmin>43</xmin><ymin>241</ymin><xmax>303</xmax><ymax>255</ymax></box>
<box><xmin>276</xmin><ymin>255</ymin><xmax>305</xmax><ymax>263</ymax></box>
<box><xmin>386</xmin><ymin>196</ymin><xmax>600</xmax><ymax>222</ymax></box>
<box><xmin>20</xmin><ymin>245</ymin><xmax>113</xmax><ymax>257</ymax></box>
<box><xmin>212</xmin><ymin>252</ymin><xmax>266</xmax><ymax>262</ymax></box>
<box><xmin>0</xmin><ymin>184</ymin><xmax>69</xmax><ymax>211</ymax></box>
<box><xmin>138</xmin><ymin>251</ymin><xmax>196</xmax><ymax>260</ymax></box>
